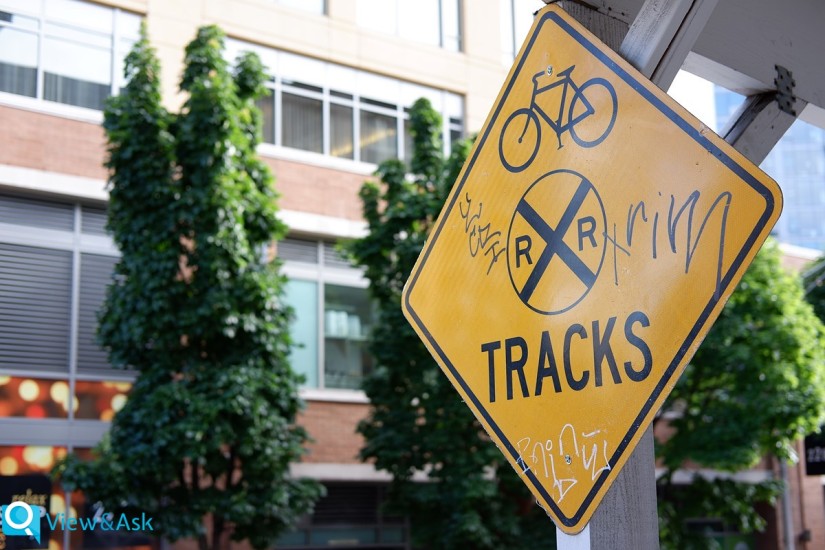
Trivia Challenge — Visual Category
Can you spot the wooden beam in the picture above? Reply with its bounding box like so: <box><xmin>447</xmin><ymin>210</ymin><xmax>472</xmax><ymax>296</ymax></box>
<box><xmin>618</xmin><ymin>0</ymin><xmax>718</xmax><ymax>88</ymax></box>
<box><xmin>721</xmin><ymin>93</ymin><xmax>808</xmax><ymax>165</ymax></box>
<box><xmin>550</xmin><ymin>1</ymin><xmax>630</xmax><ymax>52</ymax></box>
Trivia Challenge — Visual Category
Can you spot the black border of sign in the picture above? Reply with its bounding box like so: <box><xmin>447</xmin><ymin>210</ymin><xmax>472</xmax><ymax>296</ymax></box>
<box><xmin>403</xmin><ymin>10</ymin><xmax>777</xmax><ymax>527</ymax></box>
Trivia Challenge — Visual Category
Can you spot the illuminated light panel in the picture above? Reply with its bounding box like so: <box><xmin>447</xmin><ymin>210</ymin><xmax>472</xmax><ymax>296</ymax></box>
<box><xmin>111</xmin><ymin>394</ymin><xmax>127</xmax><ymax>412</ymax></box>
<box><xmin>23</xmin><ymin>446</ymin><xmax>54</xmax><ymax>470</ymax></box>
<box><xmin>0</xmin><ymin>456</ymin><xmax>18</xmax><ymax>475</ymax></box>
<box><xmin>50</xmin><ymin>381</ymin><xmax>69</xmax><ymax>405</ymax></box>
<box><xmin>19</xmin><ymin>379</ymin><xmax>40</xmax><ymax>401</ymax></box>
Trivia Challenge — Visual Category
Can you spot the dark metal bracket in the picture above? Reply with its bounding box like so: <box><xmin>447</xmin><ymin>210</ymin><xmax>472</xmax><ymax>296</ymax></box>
<box><xmin>774</xmin><ymin>64</ymin><xmax>797</xmax><ymax>116</ymax></box>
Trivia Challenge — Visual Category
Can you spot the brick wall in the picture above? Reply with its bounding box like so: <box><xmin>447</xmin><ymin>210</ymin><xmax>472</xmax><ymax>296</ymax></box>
<box><xmin>298</xmin><ymin>400</ymin><xmax>369</xmax><ymax>464</ymax></box>
<box><xmin>0</xmin><ymin>106</ymin><xmax>368</xmax><ymax>225</ymax></box>
<box><xmin>0</xmin><ymin>106</ymin><xmax>107</xmax><ymax>180</ymax></box>
<box><xmin>266</xmin><ymin>157</ymin><xmax>367</xmax><ymax>221</ymax></box>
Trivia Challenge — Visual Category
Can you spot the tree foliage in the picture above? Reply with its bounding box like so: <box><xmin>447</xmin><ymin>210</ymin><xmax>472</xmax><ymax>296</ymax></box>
<box><xmin>657</xmin><ymin>238</ymin><xmax>825</xmax><ymax>548</ymax></box>
<box><xmin>344</xmin><ymin>98</ymin><xmax>556</xmax><ymax>549</ymax></box>
<box><xmin>53</xmin><ymin>25</ymin><xmax>322</xmax><ymax>550</ymax></box>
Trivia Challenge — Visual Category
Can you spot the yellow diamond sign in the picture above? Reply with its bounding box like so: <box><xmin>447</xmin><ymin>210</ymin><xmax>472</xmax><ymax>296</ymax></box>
<box><xmin>402</xmin><ymin>4</ymin><xmax>782</xmax><ymax>534</ymax></box>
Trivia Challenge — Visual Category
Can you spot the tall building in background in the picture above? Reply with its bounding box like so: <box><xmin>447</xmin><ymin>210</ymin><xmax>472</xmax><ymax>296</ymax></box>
<box><xmin>714</xmin><ymin>87</ymin><xmax>825</xmax><ymax>252</ymax></box>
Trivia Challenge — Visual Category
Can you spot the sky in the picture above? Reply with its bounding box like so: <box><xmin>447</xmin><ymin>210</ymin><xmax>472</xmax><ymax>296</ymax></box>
<box><xmin>667</xmin><ymin>70</ymin><xmax>718</xmax><ymax>131</ymax></box>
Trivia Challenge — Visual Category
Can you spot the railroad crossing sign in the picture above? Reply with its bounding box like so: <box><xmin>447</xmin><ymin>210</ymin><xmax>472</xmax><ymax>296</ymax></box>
<box><xmin>402</xmin><ymin>4</ymin><xmax>782</xmax><ymax>534</ymax></box>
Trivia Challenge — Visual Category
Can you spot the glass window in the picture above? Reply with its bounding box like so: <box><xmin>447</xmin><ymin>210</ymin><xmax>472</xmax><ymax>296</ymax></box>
<box><xmin>256</xmin><ymin>93</ymin><xmax>275</xmax><ymax>144</ymax></box>
<box><xmin>0</xmin><ymin>1</ymin><xmax>141</xmax><ymax>110</ymax></box>
<box><xmin>356</xmin><ymin>0</ymin><xmax>461</xmax><ymax>51</ymax></box>
<box><xmin>331</xmin><ymin>103</ymin><xmax>354</xmax><ymax>159</ymax></box>
<box><xmin>356</xmin><ymin>0</ymin><xmax>396</xmax><ymax>35</ymax></box>
<box><xmin>74</xmin><ymin>380</ymin><xmax>131</xmax><ymax>421</ymax></box>
<box><xmin>45</xmin><ymin>0</ymin><xmax>112</xmax><ymax>32</ymax></box>
<box><xmin>228</xmin><ymin>39</ymin><xmax>464</xmax><ymax>164</ymax></box>
<box><xmin>403</xmin><ymin>118</ymin><xmax>413</xmax><ymax>164</ymax></box>
<box><xmin>398</xmin><ymin>0</ymin><xmax>440</xmax><ymax>47</ymax></box>
<box><xmin>0</xmin><ymin>376</ymin><xmax>70</xmax><ymax>418</ymax></box>
<box><xmin>280</xmin><ymin>239</ymin><xmax>373</xmax><ymax>391</ymax></box>
<box><xmin>0</xmin><ymin>243</ymin><xmax>72</xmax><ymax>374</ymax></box>
<box><xmin>360</xmin><ymin>109</ymin><xmax>397</xmax><ymax>164</ymax></box>
<box><xmin>0</xmin><ymin>195</ymin><xmax>121</xmax><ymax>381</ymax></box>
<box><xmin>283</xmin><ymin>92</ymin><xmax>323</xmax><ymax>153</ymax></box>
<box><xmin>285</xmin><ymin>279</ymin><xmax>319</xmax><ymax>388</ymax></box>
<box><xmin>0</xmin><ymin>24</ymin><xmax>38</xmax><ymax>97</ymax></box>
<box><xmin>441</xmin><ymin>0</ymin><xmax>461</xmax><ymax>51</ymax></box>
<box><xmin>500</xmin><ymin>0</ymin><xmax>544</xmax><ymax>64</ymax></box>
<box><xmin>324</xmin><ymin>285</ymin><xmax>373</xmax><ymax>390</ymax></box>
<box><xmin>275</xmin><ymin>0</ymin><xmax>325</xmax><ymax>15</ymax></box>
<box><xmin>43</xmin><ymin>34</ymin><xmax>112</xmax><ymax>110</ymax></box>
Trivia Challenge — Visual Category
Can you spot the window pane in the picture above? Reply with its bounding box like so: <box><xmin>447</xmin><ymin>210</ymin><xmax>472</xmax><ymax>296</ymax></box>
<box><xmin>513</xmin><ymin>0</ymin><xmax>539</xmax><ymax>50</ymax></box>
<box><xmin>283</xmin><ymin>92</ymin><xmax>322</xmax><ymax>153</ymax></box>
<box><xmin>74</xmin><ymin>380</ymin><xmax>131</xmax><ymax>421</ymax></box>
<box><xmin>499</xmin><ymin>0</ymin><xmax>515</xmax><ymax>63</ymax></box>
<box><xmin>279</xmin><ymin>237</ymin><xmax>319</xmax><ymax>264</ymax></box>
<box><xmin>117</xmin><ymin>10</ymin><xmax>142</xmax><ymax>40</ymax></box>
<box><xmin>0</xmin><ymin>376</ymin><xmax>69</xmax><ymax>418</ymax></box>
<box><xmin>501</xmin><ymin>0</ymin><xmax>542</xmax><ymax>62</ymax></box>
<box><xmin>403</xmin><ymin>118</ymin><xmax>413</xmax><ymax>164</ymax></box>
<box><xmin>0</xmin><ymin>1</ymin><xmax>40</xmax><ymax>18</ymax></box>
<box><xmin>398</xmin><ymin>0</ymin><xmax>439</xmax><ymax>46</ymax></box>
<box><xmin>43</xmin><ymin>37</ymin><xmax>111</xmax><ymax>109</ymax></box>
<box><xmin>45</xmin><ymin>0</ymin><xmax>113</xmax><ymax>33</ymax></box>
<box><xmin>331</xmin><ymin>103</ymin><xmax>354</xmax><ymax>159</ymax></box>
<box><xmin>0</xmin><ymin>26</ymin><xmax>37</xmax><ymax>97</ymax></box>
<box><xmin>80</xmin><ymin>204</ymin><xmax>108</xmax><ymax>235</ymax></box>
<box><xmin>77</xmin><ymin>253</ymin><xmax>120</xmax><ymax>376</ymax></box>
<box><xmin>285</xmin><ymin>279</ymin><xmax>319</xmax><ymax>388</ymax></box>
<box><xmin>356</xmin><ymin>0</ymin><xmax>396</xmax><ymax>35</ymax></box>
<box><xmin>277</xmin><ymin>0</ymin><xmax>325</xmax><ymax>14</ymax></box>
<box><xmin>441</xmin><ymin>0</ymin><xmax>462</xmax><ymax>51</ymax></box>
<box><xmin>450</xmin><ymin>128</ymin><xmax>462</xmax><ymax>150</ymax></box>
<box><xmin>0</xmin><ymin>243</ymin><xmax>71</xmax><ymax>374</ymax></box>
<box><xmin>324</xmin><ymin>285</ymin><xmax>373</xmax><ymax>390</ymax></box>
<box><xmin>0</xmin><ymin>193</ymin><xmax>75</xmax><ymax>231</ymax></box>
<box><xmin>256</xmin><ymin>93</ymin><xmax>275</xmax><ymax>144</ymax></box>
<box><xmin>116</xmin><ymin>37</ymin><xmax>137</xmax><ymax>89</ymax></box>
<box><xmin>360</xmin><ymin>110</ymin><xmax>397</xmax><ymax>164</ymax></box>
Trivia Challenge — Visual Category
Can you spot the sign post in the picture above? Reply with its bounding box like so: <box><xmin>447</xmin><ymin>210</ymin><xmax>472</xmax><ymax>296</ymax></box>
<box><xmin>402</xmin><ymin>1</ymin><xmax>781</xmax><ymax>544</ymax></box>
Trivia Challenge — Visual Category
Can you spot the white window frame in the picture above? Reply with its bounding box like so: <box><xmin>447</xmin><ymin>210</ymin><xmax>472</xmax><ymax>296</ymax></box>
<box><xmin>280</xmin><ymin>238</ymin><xmax>372</xmax><ymax>397</ymax></box>
<box><xmin>226</xmin><ymin>38</ymin><xmax>465</xmax><ymax>167</ymax></box>
<box><xmin>0</xmin><ymin>0</ymin><xmax>141</xmax><ymax>115</ymax></box>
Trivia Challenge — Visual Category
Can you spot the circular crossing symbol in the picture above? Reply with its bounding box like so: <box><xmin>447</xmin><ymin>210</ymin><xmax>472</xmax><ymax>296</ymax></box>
<box><xmin>507</xmin><ymin>169</ymin><xmax>607</xmax><ymax>315</ymax></box>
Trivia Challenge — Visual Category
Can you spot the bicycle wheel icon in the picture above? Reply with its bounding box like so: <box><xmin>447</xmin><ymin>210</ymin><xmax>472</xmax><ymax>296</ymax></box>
<box><xmin>499</xmin><ymin>108</ymin><xmax>541</xmax><ymax>173</ymax></box>
<box><xmin>568</xmin><ymin>78</ymin><xmax>617</xmax><ymax>149</ymax></box>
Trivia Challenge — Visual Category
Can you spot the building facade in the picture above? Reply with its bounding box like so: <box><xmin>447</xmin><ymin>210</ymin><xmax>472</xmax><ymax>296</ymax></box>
<box><xmin>0</xmin><ymin>1</ymin><xmax>823</xmax><ymax>549</ymax></box>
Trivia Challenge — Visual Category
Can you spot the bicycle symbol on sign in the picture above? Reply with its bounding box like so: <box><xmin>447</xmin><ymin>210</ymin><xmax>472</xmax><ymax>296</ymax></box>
<box><xmin>499</xmin><ymin>65</ymin><xmax>618</xmax><ymax>173</ymax></box>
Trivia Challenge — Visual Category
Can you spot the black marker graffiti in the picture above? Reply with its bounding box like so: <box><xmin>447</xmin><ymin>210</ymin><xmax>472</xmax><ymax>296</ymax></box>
<box><xmin>604</xmin><ymin>190</ymin><xmax>732</xmax><ymax>296</ymax></box>
<box><xmin>460</xmin><ymin>192</ymin><xmax>506</xmax><ymax>275</ymax></box>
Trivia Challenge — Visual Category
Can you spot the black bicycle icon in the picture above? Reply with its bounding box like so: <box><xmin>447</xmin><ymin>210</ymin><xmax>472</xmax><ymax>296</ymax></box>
<box><xmin>499</xmin><ymin>65</ymin><xmax>618</xmax><ymax>173</ymax></box>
